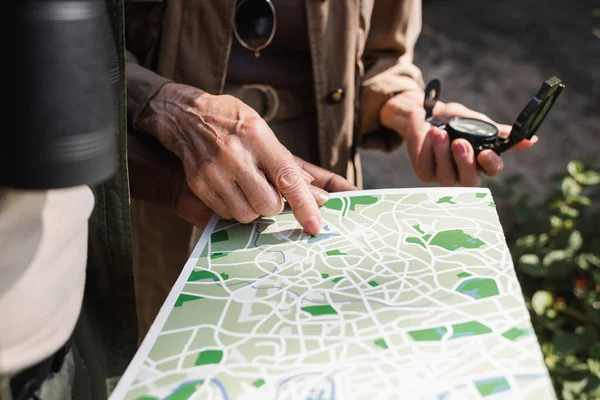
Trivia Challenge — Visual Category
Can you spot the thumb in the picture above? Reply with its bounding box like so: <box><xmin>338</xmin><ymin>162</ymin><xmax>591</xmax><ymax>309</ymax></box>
<box><xmin>435</xmin><ymin>101</ymin><xmax>494</xmax><ymax>123</ymax></box>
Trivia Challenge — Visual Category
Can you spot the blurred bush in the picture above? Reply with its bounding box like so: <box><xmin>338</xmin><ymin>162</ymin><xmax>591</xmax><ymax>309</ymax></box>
<box><xmin>488</xmin><ymin>161</ymin><xmax>600</xmax><ymax>399</ymax></box>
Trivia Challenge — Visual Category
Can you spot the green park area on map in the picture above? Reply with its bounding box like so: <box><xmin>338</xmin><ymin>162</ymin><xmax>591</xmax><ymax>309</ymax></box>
<box><xmin>112</xmin><ymin>189</ymin><xmax>555</xmax><ymax>400</ymax></box>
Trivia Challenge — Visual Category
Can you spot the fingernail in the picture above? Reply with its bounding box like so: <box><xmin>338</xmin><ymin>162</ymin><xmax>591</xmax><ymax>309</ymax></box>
<box><xmin>530</xmin><ymin>136</ymin><xmax>539</xmax><ymax>144</ymax></box>
<box><xmin>306</xmin><ymin>215</ymin><xmax>321</xmax><ymax>236</ymax></box>
<box><xmin>310</xmin><ymin>186</ymin><xmax>331</xmax><ymax>206</ymax></box>
<box><xmin>497</xmin><ymin>159</ymin><xmax>505</xmax><ymax>172</ymax></box>
<box><xmin>318</xmin><ymin>191</ymin><xmax>330</xmax><ymax>204</ymax></box>
<box><xmin>435</xmin><ymin>129</ymin><xmax>447</xmax><ymax>144</ymax></box>
<box><xmin>456</xmin><ymin>142</ymin><xmax>468</xmax><ymax>155</ymax></box>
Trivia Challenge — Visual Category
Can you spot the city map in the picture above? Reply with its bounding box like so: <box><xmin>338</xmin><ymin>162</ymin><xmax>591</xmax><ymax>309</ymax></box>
<box><xmin>110</xmin><ymin>188</ymin><xmax>555</xmax><ymax>400</ymax></box>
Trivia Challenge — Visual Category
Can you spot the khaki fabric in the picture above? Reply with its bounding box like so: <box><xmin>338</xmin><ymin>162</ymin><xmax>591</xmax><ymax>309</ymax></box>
<box><xmin>125</xmin><ymin>0</ymin><xmax>425</xmax><ymax>341</ymax></box>
<box><xmin>125</xmin><ymin>0</ymin><xmax>424</xmax><ymax>174</ymax></box>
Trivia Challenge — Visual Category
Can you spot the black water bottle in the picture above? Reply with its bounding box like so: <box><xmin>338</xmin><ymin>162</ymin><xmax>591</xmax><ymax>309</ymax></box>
<box><xmin>2</xmin><ymin>0</ymin><xmax>117</xmax><ymax>189</ymax></box>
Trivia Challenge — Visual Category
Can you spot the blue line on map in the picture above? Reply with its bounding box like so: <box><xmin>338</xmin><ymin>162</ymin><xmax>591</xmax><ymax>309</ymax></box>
<box><xmin>253</xmin><ymin>225</ymin><xmax>287</xmax><ymax>268</ymax></box>
<box><xmin>166</xmin><ymin>378</ymin><xmax>229</xmax><ymax>400</ymax></box>
<box><xmin>274</xmin><ymin>373</ymin><xmax>335</xmax><ymax>400</ymax></box>
<box><xmin>308</xmin><ymin>233</ymin><xmax>340</xmax><ymax>244</ymax></box>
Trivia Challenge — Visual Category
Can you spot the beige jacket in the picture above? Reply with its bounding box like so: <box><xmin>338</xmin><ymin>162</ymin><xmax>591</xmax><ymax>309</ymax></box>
<box><xmin>125</xmin><ymin>0</ymin><xmax>425</xmax><ymax>183</ymax></box>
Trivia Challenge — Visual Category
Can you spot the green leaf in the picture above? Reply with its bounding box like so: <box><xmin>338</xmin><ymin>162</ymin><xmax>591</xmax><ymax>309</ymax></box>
<box><xmin>586</xmin><ymin>254</ymin><xmax>600</xmax><ymax>267</ymax></box>
<box><xmin>518</xmin><ymin>254</ymin><xmax>545</xmax><ymax>277</ymax></box>
<box><xmin>550</xmin><ymin>215</ymin><xmax>564</xmax><ymax>229</ymax></box>
<box><xmin>576</xmin><ymin>254</ymin><xmax>590</xmax><ymax>270</ymax></box>
<box><xmin>532</xmin><ymin>290</ymin><xmax>554</xmax><ymax>315</ymax></box>
<box><xmin>554</xmin><ymin>330</ymin><xmax>583</xmax><ymax>355</ymax></box>
<box><xmin>544</xmin><ymin>250</ymin><xmax>572</xmax><ymax>279</ymax></box>
<box><xmin>564</xmin><ymin>219</ymin><xmax>574</xmax><ymax>231</ymax></box>
<box><xmin>520</xmin><ymin>253</ymin><xmax>540</xmax><ymax>265</ymax></box>
<box><xmin>569</xmin><ymin>195</ymin><xmax>592</xmax><ymax>207</ymax></box>
<box><xmin>562</xmin><ymin>177</ymin><xmax>582</xmax><ymax>197</ymax></box>
<box><xmin>543</xmin><ymin>250</ymin><xmax>569</xmax><ymax>266</ymax></box>
<box><xmin>562</xmin><ymin>378</ymin><xmax>590</xmax><ymax>398</ymax></box>
<box><xmin>568</xmin><ymin>161</ymin><xmax>585</xmax><ymax>177</ymax></box>
<box><xmin>538</xmin><ymin>233</ymin><xmax>549</xmax><ymax>246</ymax></box>
<box><xmin>550</xmin><ymin>199</ymin><xmax>563</xmax><ymax>210</ymax></box>
<box><xmin>516</xmin><ymin>234</ymin><xmax>537</xmax><ymax>250</ymax></box>
<box><xmin>560</xmin><ymin>205</ymin><xmax>580</xmax><ymax>219</ymax></box>
<box><xmin>578</xmin><ymin>257</ymin><xmax>599</xmax><ymax>276</ymax></box>
<box><xmin>576</xmin><ymin>170</ymin><xmax>600</xmax><ymax>185</ymax></box>
<box><xmin>568</xmin><ymin>231</ymin><xmax>583</xmax><ymax>252</ymax></box>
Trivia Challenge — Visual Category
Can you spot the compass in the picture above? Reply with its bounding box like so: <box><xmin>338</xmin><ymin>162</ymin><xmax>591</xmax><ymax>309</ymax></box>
<box><xmin>423</xmin><ymin>76</ymin><xmax>565</xmax><ymax>155</ymax></box>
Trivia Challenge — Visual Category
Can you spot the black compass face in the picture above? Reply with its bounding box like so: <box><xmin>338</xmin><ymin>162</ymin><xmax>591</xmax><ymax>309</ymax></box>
<box><xmin>447</xmin><ymin>118</ymin><xmax>498</xmax><ymax>138</ymax></box>
<box><xmin>423</xmin><ymin>77</ymin><xmax>565</xmax><ymax>155</ymax></box>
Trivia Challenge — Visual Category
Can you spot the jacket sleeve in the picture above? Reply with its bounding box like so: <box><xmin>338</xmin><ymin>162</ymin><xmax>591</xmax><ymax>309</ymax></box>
<box><xmin>126</xmin><ymin>50</ymin><xmax>172</xmax><ymax>129</ymax></box>
<box><xmin>358</xmin><ymin>0</ymin><xmax>425</xmax><ymax>151</ymax></box>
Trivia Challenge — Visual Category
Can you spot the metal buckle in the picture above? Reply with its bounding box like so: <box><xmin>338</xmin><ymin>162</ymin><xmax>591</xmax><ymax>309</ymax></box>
<box><xmin>239</xmin><ymin>84</ymin><xmax>280</xmax><ymax>123</ymax></box>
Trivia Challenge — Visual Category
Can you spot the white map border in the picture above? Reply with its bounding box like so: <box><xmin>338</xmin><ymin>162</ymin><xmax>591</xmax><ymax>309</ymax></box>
<box><xmin>109</xmin><ymin>186</ymin><xmax>529</xmax><ymax>399</ymax></box>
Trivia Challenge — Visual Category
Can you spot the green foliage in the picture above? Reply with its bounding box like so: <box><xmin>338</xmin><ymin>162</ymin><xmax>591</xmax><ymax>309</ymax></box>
<box><xmin>489</xmin><ymin>161</ymin><xmax>600</xmax><ymax>399</ymax></box>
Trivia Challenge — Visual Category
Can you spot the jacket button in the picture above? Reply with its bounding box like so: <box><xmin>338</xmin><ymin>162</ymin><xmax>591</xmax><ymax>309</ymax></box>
<box><xmin>326</xmin><ymin>88</ymin><xmax>344</xmax><ymax>104</ymax></box>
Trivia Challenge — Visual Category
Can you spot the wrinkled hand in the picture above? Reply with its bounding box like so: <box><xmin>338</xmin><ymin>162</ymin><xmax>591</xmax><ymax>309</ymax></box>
<box><xmin>137</xmin><ymin>83</ymin><xmax>353</xmax><ymax>235</ymax></box>
<box><xmin>174</xmin><ymin>156</ymin><xmax>357</xmax><ymax>227</ymax></box>
<box><xmin>380</xmin><ymin>90</ymin><xmax>537</xmax><ymax>187</ymax></box>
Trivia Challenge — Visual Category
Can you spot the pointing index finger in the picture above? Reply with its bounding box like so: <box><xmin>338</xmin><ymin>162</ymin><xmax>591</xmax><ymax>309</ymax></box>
<box><xmin>257</xmin><ymin>145</ymin><xmax>322</xmax><ymax>236</ymax></box>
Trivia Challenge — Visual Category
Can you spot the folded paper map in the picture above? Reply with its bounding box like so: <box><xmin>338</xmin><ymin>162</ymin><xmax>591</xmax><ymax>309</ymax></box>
<box><xmin>110</xmin><ymin>188</ymin><xmax>556</xmax><ymax>400</ymax></box>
